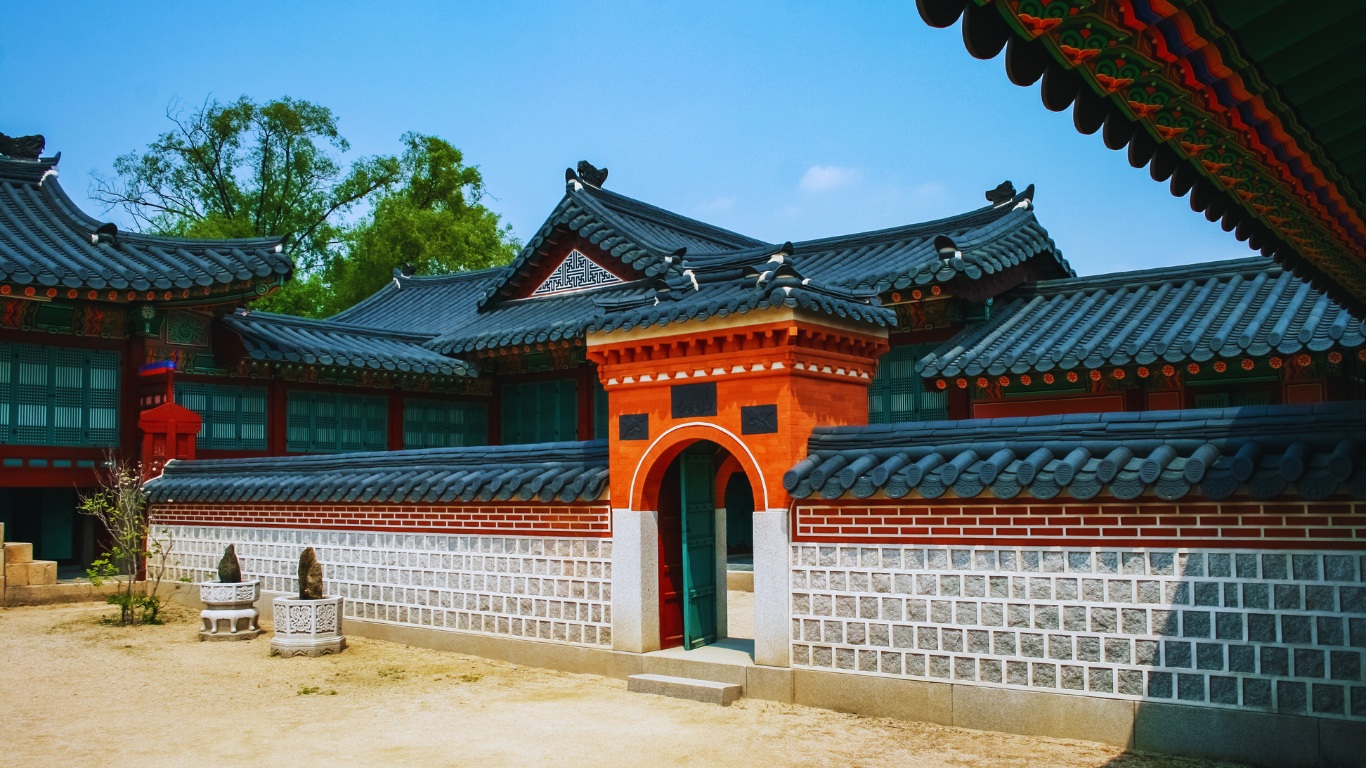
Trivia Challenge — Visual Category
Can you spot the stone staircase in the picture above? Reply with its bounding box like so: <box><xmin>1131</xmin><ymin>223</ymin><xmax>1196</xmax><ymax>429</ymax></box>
<box><xmin>627</xmin><ymin>674</ymin><xmax>742</xmax><ymax>706</ymax></box>
<box><xmin>4</xmin><ymin>542</ymin><xmax>57</xmax><ymax>589</ymax></box>
<box><xmin>626</xmin><ymin>638</ymin><xmax>792</xmax><ymax>706</ymax></box>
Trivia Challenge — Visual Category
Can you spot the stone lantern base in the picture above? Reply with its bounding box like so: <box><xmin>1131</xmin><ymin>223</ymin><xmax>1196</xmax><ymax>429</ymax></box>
<box><xmin>199</xmin><ymin>581</ymin><xmax>262</xmax><ymax>641</ymax></box>
<box><xmin>270</xmin><ymin>596</ymin><xmax>346</xmax><ymax>657</ymax></box>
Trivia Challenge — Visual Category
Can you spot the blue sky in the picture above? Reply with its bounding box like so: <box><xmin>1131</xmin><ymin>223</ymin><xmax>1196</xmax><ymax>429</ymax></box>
<box><xmin>2</xmin><ymin>1</ymin><xmax>1254</xmax><ymax>277</ymax></box>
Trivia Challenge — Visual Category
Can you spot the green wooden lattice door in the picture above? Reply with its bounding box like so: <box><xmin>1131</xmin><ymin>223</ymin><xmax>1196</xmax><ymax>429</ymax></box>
<box><xmin>680</xmin><ymin>446</ymin><xmax>717</xmax><ymax>649</ymax></box>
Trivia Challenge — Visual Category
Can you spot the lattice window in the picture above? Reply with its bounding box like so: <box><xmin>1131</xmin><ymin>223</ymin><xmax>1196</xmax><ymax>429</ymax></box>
<box><xmin>176</xmin><ymin>382</ymin><xmax>268</xmax><ymax>450</ymax></box>
<box><xmin>0</xmin><ymin>342</ymin><xmax>119</xmax><ymax>447</ymax></box>
<box><xmin>501</xmin><ymin>378</ymin><xmax>578</xmax><ymax>444</ymax></box>
<box><xmin>402</xmin><ymin>398</ymin><xmax>488</xmax><ymax>449</ymax></box>
<box><xmin>285</xmin><ymin>390</ymin><xmax>387</xmax><ymax>453</ymax></box>
<box><xmin>530</xmin><ymin>249</ymin><xmax>623</xmax><ymax>296</ymax></box>
<box><xmin>868</xmin><ymin>344</ymin><xmax>947</xmax><ymax>425</ymax></box>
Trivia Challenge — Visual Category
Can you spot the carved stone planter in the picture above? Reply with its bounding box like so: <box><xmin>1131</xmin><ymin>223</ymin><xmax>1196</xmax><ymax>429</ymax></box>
<box><xmin>270</xmin><ymin>596</ymin><xmax>346</xmax><ymax>657</ymax></box>
<box><xmin>199</xmin><ymin>580</ymin><xmax>262</xmax><ymax>641</ymax></box>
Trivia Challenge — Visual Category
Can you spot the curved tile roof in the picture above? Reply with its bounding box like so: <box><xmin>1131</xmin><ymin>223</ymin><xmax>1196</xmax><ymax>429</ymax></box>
<box><xmin>783</xmin><ymin>197</ymin><xmax>1071</xmax><ymax>294</ymax></box>
<box><xmin>427</xmin><ymin>282</ymin><xmax>651</xmax><ymax>355</ymax></box>
<box><xmin>916</xmin><ymin>0</ymin><xmax>1366</xmax><ymax>315</ymax></box>
<box><xmin>145</xmin><ymin>440</ymin><xmax>609</xmax><ymax>505</ymax></box>
<box><xmin>224</xmin><ymin>310</ymin><xmax>475</xmax><ymax>377</ymax></box>
<box><xmin>0</xmin><ymin>155</ymin><xmax>292</xmax><ymax>300</ymax></box>
<box><xmin>328</xmin><ymin>267</ymin><xmax>505</xmax><ymax>335</ymax></box>
<box><xmin>786</xmin><ymin>403</ymin><xmax>1366</xmax><ymax>503</ymax></box>
<box><xmin>476</xmin><ymin>184</ymin><xmax>751</xmax><ymax>308</ymax></box>
<box><xmin>920</xmin><ymin>257</ymin><xmax>1366</xmax><ymax>378</ymax></box>
<box><xmin>589</xmin><ymin>250</ymin><xmax>896</xmax><ymax>335</ymax></box>
<box><xmin>335</xmin><ymin>179</ymin><xmax>1069</xmax><ymax>356</ymax></box>
<box><xmin>576</xmin><ymin>184</ymin><xmax>768</xmax><ymax>254</ymax></box>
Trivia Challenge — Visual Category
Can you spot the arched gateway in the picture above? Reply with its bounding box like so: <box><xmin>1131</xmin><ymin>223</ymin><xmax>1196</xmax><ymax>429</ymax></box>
<box><xmin>587</xmin><ymin>308</ymin><xmax>888</xmax><ymax>659</ymax></box>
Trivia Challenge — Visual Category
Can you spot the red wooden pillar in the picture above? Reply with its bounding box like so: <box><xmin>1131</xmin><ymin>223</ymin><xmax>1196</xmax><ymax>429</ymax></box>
<box><xmin>388</xmin><ymin>390</ymin><xmax>405</xmax><ymax>451</ymax></box>
<box><xmin>577</xmin><ymin>365</ymin><xmax>594</xmax><ymax>441</ymax></box>
<box><xmin>488</xmin><ymin>382</ymin><xmax>503</xmax><ymax>445</ymax></box>
<box><xmin>269</xmin><ymin>380</ymin><xmax>288</xmax><ymax>455</ymax></box>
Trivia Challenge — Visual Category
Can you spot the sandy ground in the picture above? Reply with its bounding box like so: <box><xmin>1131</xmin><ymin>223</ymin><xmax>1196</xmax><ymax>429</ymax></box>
<box><xmin>1</xmin><ymin>600</ymin><xmax>1246</xmax><ymax>768</ymax></box>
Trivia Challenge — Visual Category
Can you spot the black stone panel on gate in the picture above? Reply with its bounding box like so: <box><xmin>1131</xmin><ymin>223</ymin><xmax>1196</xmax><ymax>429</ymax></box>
<box><xmin>619</xmin><ymin>414</ymin><xmax>649</xmax><ymax>441</ymax></box>
<box><xmin>742</xmin><ymin>404</ymin><xmax>778</xmax><ymax>434</ymax></box>
<box><xmin>671</xmin><ymin>382</ymin><xmax>717</xmax><ymax>418</ymax></box>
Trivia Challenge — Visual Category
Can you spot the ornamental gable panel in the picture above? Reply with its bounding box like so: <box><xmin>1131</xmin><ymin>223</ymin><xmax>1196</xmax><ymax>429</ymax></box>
<box><xmin>530</xmin><ymin>249</ymin><xmax>623</xmax><ymax>297</ymax></box>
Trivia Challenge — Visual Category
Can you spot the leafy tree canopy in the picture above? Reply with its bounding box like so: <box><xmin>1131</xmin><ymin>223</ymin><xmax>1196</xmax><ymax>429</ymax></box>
<box><xmin>323</xmin><ymin>133</ymin><xmax>518</xmax><ymax>315</ymax></box>
<box><xmin>93</xmin><ymin>96</ymin><xmax>518</xmax><ymax>316</ymax></box>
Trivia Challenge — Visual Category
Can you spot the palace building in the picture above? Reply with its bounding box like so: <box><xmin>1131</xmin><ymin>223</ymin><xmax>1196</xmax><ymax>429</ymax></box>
<box><xmin>4</xmin><ymin>133</ymin><xmax>1365</xmax><ymax>762</ymax></box>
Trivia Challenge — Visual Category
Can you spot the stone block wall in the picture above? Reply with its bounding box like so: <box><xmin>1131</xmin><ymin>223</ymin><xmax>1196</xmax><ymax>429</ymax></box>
<box><xmin>789</xmin><ymin>543</ymin><xmax>1366</xmax><ymax>720</ymax></box>
<box><xmin>166</xmin><ymin>525</ymin><xmax>613</xmax><ymax>647</ymax></box>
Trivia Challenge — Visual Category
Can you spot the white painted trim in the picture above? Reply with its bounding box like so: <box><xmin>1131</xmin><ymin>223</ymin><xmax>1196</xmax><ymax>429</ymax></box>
<box><xmin>628</xmin><ymin>421</ymin><xmax>770</xmax><ymax>511</ymax></box>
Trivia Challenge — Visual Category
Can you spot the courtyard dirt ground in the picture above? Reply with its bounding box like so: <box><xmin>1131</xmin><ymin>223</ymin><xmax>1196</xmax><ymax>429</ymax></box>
<box><xmin>2</xmin><ymin>600</ymin><xmax>1245</xmax><ymax>768</ymax></box>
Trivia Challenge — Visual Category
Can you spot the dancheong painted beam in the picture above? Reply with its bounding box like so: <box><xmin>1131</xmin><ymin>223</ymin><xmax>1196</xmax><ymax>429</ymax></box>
<box><xmin>916</xmin><ymin>0</ymin><xmax>1366</xmax><ymax>314</ymax></box>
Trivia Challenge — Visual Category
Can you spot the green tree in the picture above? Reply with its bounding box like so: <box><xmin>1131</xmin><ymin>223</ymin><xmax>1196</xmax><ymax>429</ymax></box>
<box><xmin>90</xmin><ymin>97</ymin><xmax>517</xmax><ymax>316</ymax></box>
<box><xmin>93</xmin><ymin>97</ymin><xmax>398</xmax><ymax>279</ymax></box>
<box><xmin>79</xmin><ymin>457</ymin><xmax>175</xmax><ymax>626</ymax></box>
<box><xmin>321</xmin><ymin>133</ymin><xmax>519</xmax><ymax>315</ymax></box>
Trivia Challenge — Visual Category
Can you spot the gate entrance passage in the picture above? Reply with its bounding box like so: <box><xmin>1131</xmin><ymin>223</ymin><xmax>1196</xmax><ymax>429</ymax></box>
<box><xmin>658</xmin><ymin>441</ymin><xmax>740</xmax><ymax>649</ymax></box>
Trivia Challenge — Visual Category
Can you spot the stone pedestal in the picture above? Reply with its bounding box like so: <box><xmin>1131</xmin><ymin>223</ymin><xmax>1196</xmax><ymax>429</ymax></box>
<box><xmin>199</xmin><ymin>581</ymin><xmax>262</xmax><ymax>641</ymax></box>
<box><xmin>270</xmin><ymin>596</ymin><xmax>345</xmax><ymax>657</ymax></box>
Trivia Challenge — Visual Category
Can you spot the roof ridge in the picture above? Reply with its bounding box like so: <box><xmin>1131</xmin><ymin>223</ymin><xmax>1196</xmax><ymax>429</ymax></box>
<box><xmin>328</xmin><ymin>266</ymin><xmax>507</xmax><ymax>324</ymax></box>
<box><xmin>158</xmin><ymin>438</ymin><xmax>608</xmax><ymax>476</ymax></box>
<box><xmin>0</xmin><ymin>155</ymin><xmax>59</xmax><ymax>182</ymax></box>
<box><xmin>396</xmin><ymin>266</ymin><xmax>510</xmax><ymax>284</ymax></box>
<box><xmin>788</xmin><ymin>198</ymin><xmax>1025</xmax><ymax>251</ymax></box>
<box><xmin>40</xmin><ymin>174</ymin><xmax>286</xmax><ymax>249</ymax></box>
<box><xmin>226</xmin><ymin>309</ymin><xmax>438</xmax><ymax>341</ymax></box>
<box><xmin>1017</xmin><ymin>256</ymin><xmax>1279</xmax><ymax>296</ymax></box>
<box><xmin>811</xmin><ymin>401</ymin><xmax>1366</xmax><ymax>449</ymax></box>
<box><xmin>576</xmin><ymin>185</ymin><xmax>767</xmax><ymax>249</ymax></box>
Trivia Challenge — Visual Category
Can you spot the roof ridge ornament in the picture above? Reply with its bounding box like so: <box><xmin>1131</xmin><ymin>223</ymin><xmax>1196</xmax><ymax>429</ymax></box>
<box><xmin>986</xmin><ymin>180</ymin><xmax>1016</xmax><ymax>207</ymax></box>
<box><xmin>934</xmin><ymin>234</ymin><xmax>962</xmax><ymax>264</ymax></box>
<box><xmin>391</xmin><ymin>262</ymin><xmax>415</xmax><ymax>290</ymax></box>
<box><xmin>576</xmin><ymin>161</ymin><xmax>608</xmax><ymax>188</ymax></box>
<box><xmin>91</xmin><ymin>222</ymin><xmax>118</xmax><ymax>246</ymax></box>
<box><xmin>0</xmin><ymin>132</ymin><xmax>45</xmax><ymax>160</ymax></box>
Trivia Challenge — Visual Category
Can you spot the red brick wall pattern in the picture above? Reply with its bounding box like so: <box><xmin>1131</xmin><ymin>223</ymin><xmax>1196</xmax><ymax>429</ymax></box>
<box><xmin>794</xmin><ymin>498</ymin><xmax>1366</xmax><ymax>549</ymax></box>
<box><xmin>151</xmin><ymin>502</ymin><xmax>611</xmax><ymax>537</ymax></box>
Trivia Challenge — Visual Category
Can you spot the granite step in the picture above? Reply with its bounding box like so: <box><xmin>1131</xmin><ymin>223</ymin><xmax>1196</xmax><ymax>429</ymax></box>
<box><xmin>627</xmin><ymin>673</ymin><xmax>743</xmax><ymax>706</ymax></box>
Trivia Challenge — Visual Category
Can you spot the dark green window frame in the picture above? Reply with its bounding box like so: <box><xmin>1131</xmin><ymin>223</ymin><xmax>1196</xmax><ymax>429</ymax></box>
<box><xmin>175</xmin><ymin>382</ymin><xmax>268</xmax><ymax>451</ymax></box>
<box><xmin>403</xmin><ymin>398</ymin><xmax>488</xmax><ymax>449</ymax></box>
<box><xmin>868</xmin><ymin>344</ymin><xmax>947</xmax><ymax>425</ymax></box>
<box><xmin>593</xmin><ymin>377</ymin><xmax>609</xmax><ymax>440</ymax></box>
<box><xmin>501</xmin><ymin>378</ymin><xmax>578</xmax><ymax>444</ymax></box>
<box><xmin>0</xmin><ymin>342</ymin><xmax>119</xmax><ymax>447</ymax></box>
<box><xmin>286</xmin><ymin>390</ymin><xmax>387</xmax><ymax>454</ymax></box>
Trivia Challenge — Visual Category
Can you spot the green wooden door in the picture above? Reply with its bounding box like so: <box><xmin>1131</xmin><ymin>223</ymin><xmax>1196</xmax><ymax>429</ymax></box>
<box><xmin>680</xmin><ymin>447</ymin><xmax>717</xmax><ymax>649</ymax></box>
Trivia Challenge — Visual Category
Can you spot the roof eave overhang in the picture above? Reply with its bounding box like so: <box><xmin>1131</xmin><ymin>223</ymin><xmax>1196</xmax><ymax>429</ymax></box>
<box><xmin>915</xmin><ymin>0</ymin><xmax>1366</xmax><ymax>316</ymax></box>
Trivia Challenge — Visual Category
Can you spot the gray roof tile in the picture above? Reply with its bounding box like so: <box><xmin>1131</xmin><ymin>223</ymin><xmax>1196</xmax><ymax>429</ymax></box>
<box><xmin>787</xmin><ymin>402</ymin><xmax>1366</xmax><ymax>502</ymax></box>
<box><xmin>145</xmin><ymin>440</ymin><xmax>608</xmax><ymax>504</ymax></box>
<box><xmin>920</xmin><ymin>257</ymin><xmax>1366</xmax><ymax>377</ymax></box>
<box><xmin>0</xmin><ymin>156</ymin><xmax>292</xmax><ymax>298</ymax></box>
<box><xmin>224</xmin><ymin>310</ymin><xmax>475</xmax><ymax>377</ymax></box>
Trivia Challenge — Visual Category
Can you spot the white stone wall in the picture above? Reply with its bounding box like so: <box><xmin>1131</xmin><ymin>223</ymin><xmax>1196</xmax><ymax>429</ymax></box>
<box><xmin>169</xmin><ymin>526</ymin><xmax>613</xmax><ymax>647</ymax></box>
<box><xmin>790</xmin><ymin>544</ymin><xmax>1366</xmax><ymax>720</ymax></box>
